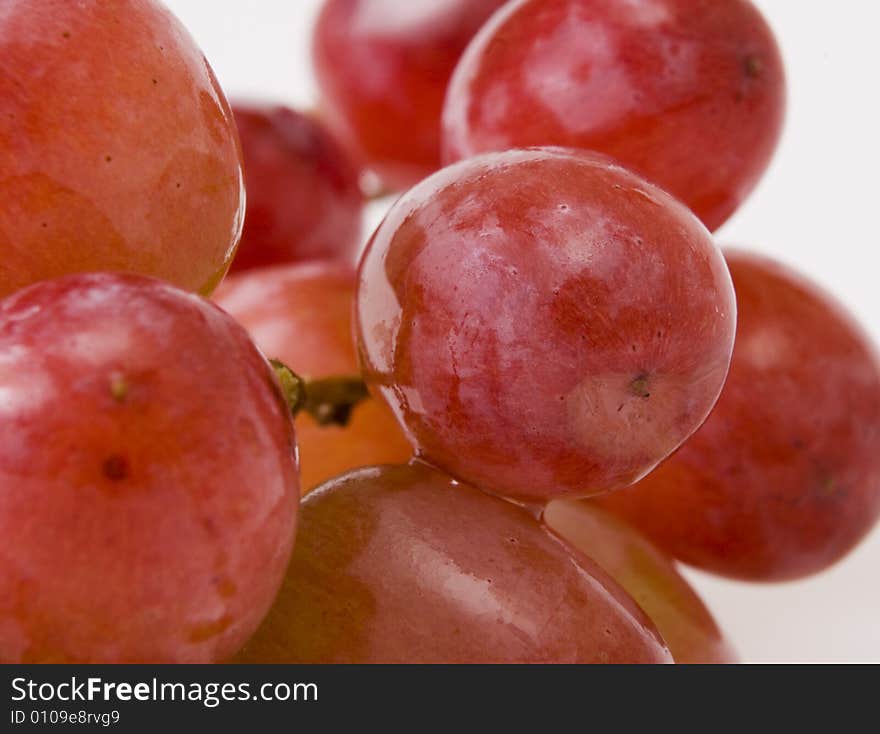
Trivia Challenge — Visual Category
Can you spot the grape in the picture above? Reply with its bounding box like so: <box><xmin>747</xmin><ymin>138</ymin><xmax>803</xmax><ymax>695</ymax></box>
<box><xmin>229</xmin><ymin>105</ymin><xmax>363</xmax><ymax>272</ymax></box>
<box><xmin>0</xmin><ymin>0</ymin><xmax>244</xmax><ymax>299</ymax></box>
<box><xmin>543</xmin><ymin>500</ymin><xmax>735</xmax><ymax>663</ymax></box>
<box><xmin>598</xmin><ymin>251</ymin><xmax>880</xmax><ymax>581</ymax></box>
<box><xmin>215</xmin><ymin>262</ymin><xmax>412</xmax><ymax>491</ymax></box>
<box><xmin>0</xmin><ymin>274</ymin><xmax>299</xmax><ymax>663</ymax></box>
<box><xmin>312</xmin><ymin>0</ymin><xmax>508</xmax><ymax>191</ymax></box>
<box><xmin>355</xmin><ymin>148</ymin><xmax>736</xmax><ymax>502</ymax></box>
<box><xmin>443</xmin><ymin>0</ymin><xmax>786</xmax><ymax>231</ymax></box>
<box><xmin>234</xmin><ymin>462</ymin><xmax>671</xmax><ymax>663</ymax></box>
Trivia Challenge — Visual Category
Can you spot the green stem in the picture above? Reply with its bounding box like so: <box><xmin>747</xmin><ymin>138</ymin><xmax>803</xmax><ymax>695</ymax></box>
<box><xmin>271</xmin><ymin>360</ymin><xmax>370</xmax><ymax>428</ymax></box>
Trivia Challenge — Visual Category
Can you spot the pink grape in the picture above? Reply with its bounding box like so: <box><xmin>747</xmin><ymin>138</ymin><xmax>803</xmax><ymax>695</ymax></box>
<box><xmin>0</xmin><ymin>0</ymin><xmax>245</xmax><ymax>298</ymax></box>
<box><xmin>355</xmin><ymin>147</ymin><xmax>736</xmax><ymax>502</ymax></box>
<box><xmin>229</xmin><ymin>105</ymin><xmax>363</xmax><ymax>271</ymax></box>
<box><xmin>312</xmin><ymin>0</ymin><xmax>508</xmax><ymax>190</ymax></box>
<box><xmin>235</xmin><ymin>462</ymin><xmax>672</xmax><ymax>663</ymax></box>
<box><xmin>598</xmin><ymin>251</ymin><xmax>880</xmax><ymax>580</ymax></box>
<box><xmin>0</xmin><ymin>274</ymin><xmax>298</xmax><ymax>662</ymax></box>
<box><xmin>443</xmin><ymin>0</ymin><xmax>786</xmax><ymax>231</ymax></box>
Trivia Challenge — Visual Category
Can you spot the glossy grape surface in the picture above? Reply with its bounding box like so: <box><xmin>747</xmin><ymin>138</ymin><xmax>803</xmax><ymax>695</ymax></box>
<box><xmin>0</xmin><ymin>0</ymin><xmax>244</xmax><ymax>298</ymax></box>
<box><xmin>234</xmin><ymin>462</ymin><xmax>671</xmax><ymax>663</ymax></box>
<box><xmin>443</xmin><ymin>0</ymin><xmax>786</xmax><ymax>231</ymax></box>
<box><xmin>599</xmin><ymin>251</ymin><xmax>880</xmax><ymax>581</ymax></box>
<box><xmin>544</xmin><ymin>500</ymin><xmax>735</xmax><ymax>663</ymax></box>
<box><xmin>312</xmin><ymin>0</ymin><xmax>508</xmax><ymax>190</ymax></box>
<box><xmin>215</xmin><ymin>262</ymin><xmax>412</xmax><ymax>491</ymax></box>
<box><xmin>0</xmin><ymin>274</ymin><xmax>298</xmax><ymax>662</ymax></box>
<box><xmin>229</xmin><ymin>105</ymin><xmax>363</xmax><ymax>272</ymax></box>
<box><xmin>356</xmin><ymin>148</ymin><xmax>736</xmax><ymax>502</ymax></box>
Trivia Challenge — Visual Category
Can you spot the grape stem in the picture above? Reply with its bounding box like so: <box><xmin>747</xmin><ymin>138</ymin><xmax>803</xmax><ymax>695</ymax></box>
<box><xmin>271</xmin><ymin>359</ymin><xmax>370</xmax><ymax>427</ymax></box>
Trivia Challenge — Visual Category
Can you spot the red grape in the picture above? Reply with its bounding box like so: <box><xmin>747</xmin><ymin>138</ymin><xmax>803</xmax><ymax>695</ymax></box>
<box><xmin>598</xmin><ymin>251</ymin><xmax>880</xmax><ymax>581</ymax></box>
<box><xmin>544</xmin><ymin>500</ymin><xmax>735</xmax><ymax>663</ymax></box>
<box><xmin>312</xmin><ymin>0</ymin><xmax>508</xmax><ymax>191</ymax></box>
<box><xmin>443</xmin><ymin>0</ymin><xmax>786</xmax><ymax>231</ymax></box>
<box><xmin>0</xmin><ymin>274</ymin><xmax>298</xmax><ymax>662</ymax></box>
<box><xmin>215</xmin><ymin>262</ymin><xmax>412</xmax><ymax>491</ymax></box>
<box><xmin>229</xmin><ymin>105</ymin><xmax>363</xmax><ymax>272</ymax></box>
<box><xmin>234</xmin><ymin>462</ymin><xmax>671</xmax><ymax>663</ymax></box>
<box><xmin>0</xmin><ymin>0</ymin><xmax>244</xmax><ymax>299</ymax></box>
<box><xmin>355</xmin><ymin>148</ymin><xmax>736</xmax><ymax>502</ymax></box>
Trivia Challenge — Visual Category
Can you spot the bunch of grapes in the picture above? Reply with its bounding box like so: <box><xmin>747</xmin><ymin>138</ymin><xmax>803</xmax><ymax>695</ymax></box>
<box><xmin>1</xmin><ymin>0</ymin><xmax>877</xmax><ymax>664</ymax></box>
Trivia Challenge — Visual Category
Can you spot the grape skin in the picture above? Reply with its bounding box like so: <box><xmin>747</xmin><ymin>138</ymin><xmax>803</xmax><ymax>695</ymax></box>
<box><xmin>598</xmin><ymin>251</ymin><xmax>880</xmax><ymax>581</ymax></box>
<box><xmin>234</xmin><ymin>462</ymin><xmax>672</xmax><ymax>664</ymax></box>
<box><xmin>355</xmin><ymin>147</ymin><xmax>736</xmax><ymax>502</ymax></box>
<box><xmin>544</xmin><ymin>500</ymin><xmax>736</xmax><ymax>663</ymax></box>
<box><xmin>0</xmin><ymin>0</ymin><xmax>244</xmax><ymax>298</ymax></box>
<box><xmin>312</xmin><ymin>0</ymin><xmax>508</xmax><ymax>191</ymax></box>
<box><xmin>0</xmin><ymin>274</ymin><xmax>298</xmax><ymax>663</ymax></box>
<box><xmin>443</xmin><ymin>0</ymin><xmax>786</xmax><ymax>231</ymax></box>
<box><xmin>215</xmin><ymin>262</ymin><xmax>412</xmax><ymax>492</ymax></box>
<box><xmin>229</xmin><ymin>105</ymin><xmax>363</xmax><ymax>272</ymax></box>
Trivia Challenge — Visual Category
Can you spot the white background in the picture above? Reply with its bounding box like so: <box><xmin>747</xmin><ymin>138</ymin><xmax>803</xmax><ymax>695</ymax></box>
<box><xmin>163</xmin><ymin>0</ymin><xmax>880</xmax><ymax>662</ymax></box>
